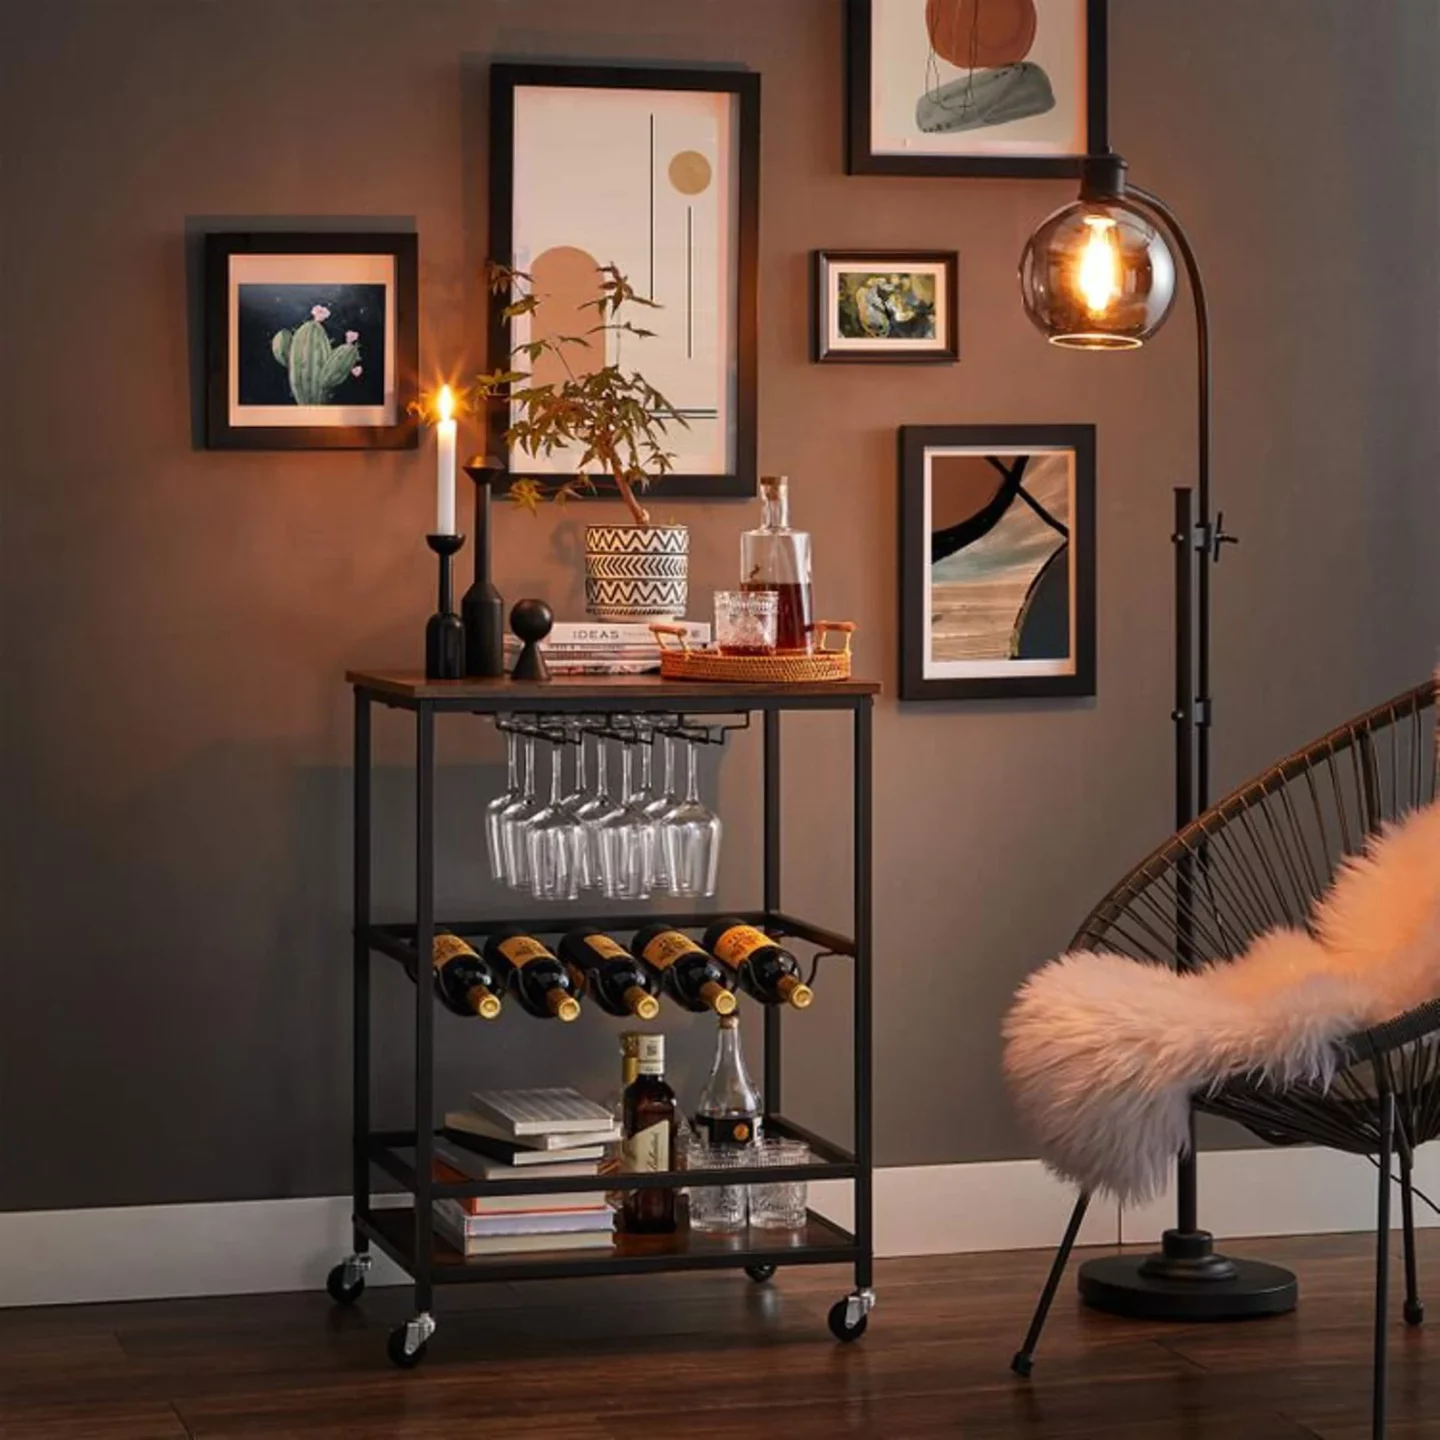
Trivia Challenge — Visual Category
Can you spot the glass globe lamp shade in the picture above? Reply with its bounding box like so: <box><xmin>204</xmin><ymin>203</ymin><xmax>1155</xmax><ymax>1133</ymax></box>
<box><xmin>1019</xmin><ymin>200</ymin><xmax>1177</xmax><ymax>350</ymax></box>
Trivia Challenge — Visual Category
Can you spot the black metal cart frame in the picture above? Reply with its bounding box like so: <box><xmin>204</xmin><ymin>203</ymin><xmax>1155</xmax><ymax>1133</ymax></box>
<box><xmin>334</xmin><ymin>672</ymin><xmax>876</xmax><ymax>1363</ymax></box>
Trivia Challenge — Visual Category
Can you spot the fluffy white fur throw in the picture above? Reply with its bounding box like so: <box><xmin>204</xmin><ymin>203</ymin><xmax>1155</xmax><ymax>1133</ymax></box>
<box><xmin>1003</xmin><ymin>796</ymin><xmax>1440</xmax><ymax>1204</ymax></box>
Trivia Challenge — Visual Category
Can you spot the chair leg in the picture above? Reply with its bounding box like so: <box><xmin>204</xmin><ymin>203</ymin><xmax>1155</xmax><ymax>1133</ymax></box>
<box><xmin>1011</xmin><ymin>1191</ymin><xmax>1091</xmax><ymax>1378</ymax></box>
<box><xmin>1374</xmin><ymin>1090</ymin><xmax>1395</xmax><ymax>1440</ymax></box>
<box><xmin>1400</xmin><ymin>1144</ymin><xmax>1423</xmax><ymax>1327</ymax></box>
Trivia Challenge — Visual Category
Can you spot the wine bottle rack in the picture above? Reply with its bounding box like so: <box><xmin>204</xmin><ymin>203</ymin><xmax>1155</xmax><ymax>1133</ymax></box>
<box><xmin>338</xmin><ymin>669</ymin><xmax>877</xmax><ymax>1364</ymax></box>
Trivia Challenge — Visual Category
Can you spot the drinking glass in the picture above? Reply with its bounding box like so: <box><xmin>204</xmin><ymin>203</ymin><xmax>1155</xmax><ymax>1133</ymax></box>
<box><xmin>524</xmin><ymin>736</ymin><xmax>586</xmax><ymax>901</ymax></box>
<box><xmin>641</xmin><ymin>734</ymin><xmax>678</xmax><ymax>891</ymax></box>
<box><xmin>560</xmin><ymin>724</ymin><xmax>597</xmax><ymax>891</ymax></box>
<box><xmin>748</xmin><ymin>1139</ymin><xmax>810</xmax><ymax>1230</ymax></box>
<box><xmin>715</xmin><ymin>590</ymin><xmax>778</xmax><ymax>656</ymax></box>
<box><xmin>484</xmin><ymin>731</ymin><xmax>522</xmax><ymax>883</ymax></box>
<box><xmin>661</xmin><ymin>737</ymin><xmax>722</xmax><ymax>898</ymax></box>
<box><xmin>592</xmin><ymin>732</ymin><xmax>653</xmax><ymax>901</ymax></box>
<box><xmin>686</xmin><ymin>1144</ymin><xmax>749</xmax><ymax>1234</ymax></box>
<box><xmin>499</xmin><ymin>733</ymin><xmax>541</xmax><ymax>888</ymax></box>
<box><xmin>575</xmin><ymin>735</ymin><xmax>620</xmax><ymax>886</ymax></box>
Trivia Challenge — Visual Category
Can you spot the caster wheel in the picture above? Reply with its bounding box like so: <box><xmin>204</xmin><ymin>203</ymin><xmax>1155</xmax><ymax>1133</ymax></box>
<box><xmin>828</xmin><ymin>1297</ymin><xmax>869</xmax><ymax>1343</ymax></box>
<box><xmin>745</xmin><ymin>1264</ymin><xmax>776</xmax><ymax>1284</ymax></box>
<box><xmin>325</xmin><ymin>1262</ymin><xmax>364</xmax><ymax>1307</ymax></box>
<box><xmin>1405</xmin><ymin>1300</ymin><xmax>1425</xmax><ymax>1327</ymax></box>
<box><xmin>1010</xmin><ymin>1351</ymin><xmax>1033</xmax><ymax>1378</ymax></box>
<box><xmin>387</xmin><ymin>1324</ymin><xmax>428</xmax><ymax>1369</ymax></box>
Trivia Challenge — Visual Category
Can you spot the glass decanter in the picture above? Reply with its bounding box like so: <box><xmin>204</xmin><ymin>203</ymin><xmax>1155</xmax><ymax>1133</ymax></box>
<box><xmin>741</xmin><ymin>474</ymin><xmax>813</xmax><ymax>653</ymax></box>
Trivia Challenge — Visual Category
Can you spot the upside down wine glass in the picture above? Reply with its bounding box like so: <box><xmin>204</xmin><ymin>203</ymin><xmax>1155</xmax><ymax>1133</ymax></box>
<box><xmin>662</xmin><ymin>737</ymin><xmax>722</xmax><ymax>898</ymax></box>
<box><xmin>484</xmin><ymin>731</ymin><xmax>521</xmax><ymax>883</ymax></box>
<box><xmin>525</xmin><ymin>734</ymin><xmax>586</xmax><ymax>901</ymax></box>
<box><xmin>500</xmin><ymin>734</ymin><xmax>540</xmax><ymax>889</ymax></box>
<box><xmin>593</xmin><ymin>733</ymin><xmax>653</xmax><ymax>901</ymax></box>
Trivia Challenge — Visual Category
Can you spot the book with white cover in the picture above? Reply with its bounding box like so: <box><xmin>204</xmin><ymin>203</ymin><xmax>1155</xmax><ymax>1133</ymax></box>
<box><xmin>469</xmin><ymin>1087</ymin><xmax>617</xmax><ymax>1137</ymax></box>
<box><xmin>434</xmin><ymin>1199</ymin><xmax>614</xmax><ymax>1236</ymax></box>
<box><xmin>547</xmin><ymin>620</ymin><xmax>709</xmax><ymax>645</ymax></box>
<box><xmin>443</xmin><ymin>1110</ymin><xmax>616</xmax><ymax>1158</ymax></box>
<box><xmin>435</xmin><ymin>1224</ymin><xmax>616</xmax><ymax>1258</ymax></box>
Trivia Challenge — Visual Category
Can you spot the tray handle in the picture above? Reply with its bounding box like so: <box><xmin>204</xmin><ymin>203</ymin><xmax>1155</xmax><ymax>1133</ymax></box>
<box><xmin>814</xmin><ymin>620</ymin><xmax>857</xmax><ymax>656</ymax></box>
<box><xmin>650</xmin><ymin>623</ymin><xmax>694</xmax><ymax>654</ymax></box>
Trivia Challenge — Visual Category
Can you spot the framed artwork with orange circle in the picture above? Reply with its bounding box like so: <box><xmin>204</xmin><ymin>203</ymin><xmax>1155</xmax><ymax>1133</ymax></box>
<box><xmin>488</xmin><ymin>64</ymin><xmax>760</xmax><ymax>499</ymax></box>
<box><xmin>847</xmin><ymin>0</ymin><xmax>1109</xmax><ymax>178</ymax></box>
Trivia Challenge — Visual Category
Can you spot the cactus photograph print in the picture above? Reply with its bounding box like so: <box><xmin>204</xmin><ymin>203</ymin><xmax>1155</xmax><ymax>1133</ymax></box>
<box><xmin>847</xmin><ymin>0</ymin><xmax>1107</xmax><ymax>178</ymax></box>
<box><xmin>813</xmin><ymin>250</ymin><xmax>958</xmax><ymax>362</ymax></box>
<box><xmin>205</xmin><ymin>233</ymin><xmax>417</xmax><ymax>449</ymax></box>
<box><xmin>489</xmin><ymin>66</ymin><xmax>759</xmax><ymax>498</ymax></box>
<box><xmin>899</xmin><ymin>425</ymin><xmax>1095</xmax><ymax>700</ymax></box>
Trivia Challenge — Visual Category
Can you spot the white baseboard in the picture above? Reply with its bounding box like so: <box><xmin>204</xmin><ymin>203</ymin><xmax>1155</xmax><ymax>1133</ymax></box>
<box><xmin>2</xmin><ymin>1147</ymin><xmax>1429</xmax><ymax>1308</ymax></box>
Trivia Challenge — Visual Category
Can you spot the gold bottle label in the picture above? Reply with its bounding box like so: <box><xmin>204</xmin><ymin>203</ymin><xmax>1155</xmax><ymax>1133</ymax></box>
<box><xmin>432</xmin><ymin>934</ymin><xmax>477</xmax><ymax>969</ymax></box>
<box><xmin>711</xmin><ymin>924</ymin><xmax>772</xmax><ymax>968</ymax></box>
<box><xmin>497</xmin><ymin>934</ymin><xmax>556</xmax><ymax>967</ymax></box>
<box><xmin>583</xmin><ymin>934</ymin><xmax>629</xmax><ymax>961</ymax></box>
<box><xmin>640</xmin><ymin>930</ymin><xmax>705</xmax><ymax>971</ymax></box>
<box><xmin>622</xmin><ymin>1119</ymin><xmax>670</xmax><ymax>1174</ymax></box>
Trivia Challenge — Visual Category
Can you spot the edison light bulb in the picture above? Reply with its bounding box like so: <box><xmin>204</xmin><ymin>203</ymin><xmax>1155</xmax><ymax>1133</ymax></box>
<box><xmin>1077</xmin><ymin>216</ymin><xmax>1120</xmax><ymax>317</ymax></box>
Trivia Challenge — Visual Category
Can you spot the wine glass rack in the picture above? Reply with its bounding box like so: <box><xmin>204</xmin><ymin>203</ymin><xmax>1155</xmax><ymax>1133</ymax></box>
<box><xmin>336</xmin><ymin>669</ymin><xmax>878</xmax><ymax>1365</ymax></box>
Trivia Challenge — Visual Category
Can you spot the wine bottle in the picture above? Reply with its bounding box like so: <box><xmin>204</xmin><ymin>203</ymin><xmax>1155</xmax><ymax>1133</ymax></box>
<box><xmin>695</xmin><ymin>1012</ymin><xmax>763</xmax><ymax>1146</ymax></box>
<box><xmin>630</xmin><ymin>924</ymin><xmax>737</xmax><ymax>1016</ymax></box>
<box><xmin>429</xmin><ymin>933</ymin><xmax>504</xmax><ymax>1019</ymax></box>
<box><xmin>481</xmin><ymin>928</ymin><xmax>581</xmax><ymax>1022</ymax></box>
<box><xmin>622</xmin><ymin>1033</ymin><xmax>677</xmax><ymax>1234</ymax></box>
<box><xmin>557</xmin><ymin>929</ymin><xmax>661</xmax><ymax>1020</ymax></box>
<box><xmin>701</xmin><ymin>919</ymin><xmax>814</xmax><ymax>1010</ymax></box>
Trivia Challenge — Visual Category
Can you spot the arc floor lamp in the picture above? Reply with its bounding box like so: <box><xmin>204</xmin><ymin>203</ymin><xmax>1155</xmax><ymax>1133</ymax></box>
<box><xmin>1010</xmin><ymin>69</ymin><xmax>1299</xmax><ymax>1327</ymax></box>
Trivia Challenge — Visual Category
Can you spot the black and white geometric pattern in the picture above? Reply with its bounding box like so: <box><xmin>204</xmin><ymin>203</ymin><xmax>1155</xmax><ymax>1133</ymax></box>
<box><xmin>584</xmin><ymin>525</ymin><xmax>689</xmax><ymax>619</ymax></box>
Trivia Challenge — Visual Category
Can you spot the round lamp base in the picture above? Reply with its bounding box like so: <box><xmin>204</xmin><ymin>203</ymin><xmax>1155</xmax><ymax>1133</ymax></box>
<box><xmin>1079</xmin><ymin>1248</ymin><xmax>1298</xmax><ymax>1322</ymax></box>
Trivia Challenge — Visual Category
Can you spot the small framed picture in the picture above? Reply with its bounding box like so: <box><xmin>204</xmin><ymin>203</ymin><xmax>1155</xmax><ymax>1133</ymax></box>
<box><xmin>813</xmin><ymin>250</ymin><xmax>958</xmax><ymax>364</ymax></box>
<box><xmin>847</xmin><ymin>0</ymin><xmax>1108</xmax><ymax>179</ymax></box>
<box><xmin>205</xmin><ymin>232</ymin><xmax>418</xmax><ymax>449</ymax></box>
<box><xmin>899</xmin><ymin>424</ymin><xmax>1096</xmax><ymax>700</ymax></box>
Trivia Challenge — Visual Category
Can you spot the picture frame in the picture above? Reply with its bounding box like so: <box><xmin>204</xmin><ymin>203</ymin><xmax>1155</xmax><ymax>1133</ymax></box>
<box><xmin>204</xmin><ymin>232</ymin><xmax>418</xmax><ymax>450</ymax></box>
<box><xmin>846</xmin><ymin>0</ymin><xmax>1109</xmax><ymax>179</ymax></box>
<box><xmin>813</xmin><ymin>250</ymin><xmax>959</xmax><ymax>363</ymax></box>
<box><xmin>899</xmin><ymin>424</ymin><xmax>1096</xmax><ymax>700</ymax></box>
<box><xmin>488</xmin><ymin>64</ymin><xmax>760</xmax><ymax>499</ymax></box>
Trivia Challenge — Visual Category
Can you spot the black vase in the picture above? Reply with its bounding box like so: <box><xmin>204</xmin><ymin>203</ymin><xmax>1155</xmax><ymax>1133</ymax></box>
<box><xmin>461</xmin><ymin>462</ymin><xmax>506</xmax><ymax>679</ymax></box>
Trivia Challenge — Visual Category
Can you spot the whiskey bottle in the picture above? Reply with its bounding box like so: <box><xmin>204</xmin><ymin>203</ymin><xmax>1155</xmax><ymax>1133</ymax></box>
<box><xmin>622</xmin><ymin>1033</ymin><xmax>677</xmax><ymax>1234</ymax></box>
<box><xmin>481</xmin><ymin>928</ymin><xmax>581</xmax><ymax>1022</ymax></box>
<box><xmin>741</xmin><ymin>474</ymin><xmax>814</xmax><ymax>653</ymax></box>
<box><xmin>631</xmin><ymin>924</ymin><xmax>738</xmax><ymax>1016</ymax></box>
<box><xmin>557</xmin><ymin>929</ymin><xmax>661</xmax><ymax>1020</ymax></box>
<box><xmin>702</xmin><ymin>919</ymin><xmax>814</xmax><ymax>1010</ymax></box>
<box><xmin>429</xmin><ymin>933</ymin><xmax>504</xmax><ymax>1019</ymax></box>
<box><xmin>695</xmin><ymin>1012</ymin><xmax>763</xmax><ymax>1146</ymax></box>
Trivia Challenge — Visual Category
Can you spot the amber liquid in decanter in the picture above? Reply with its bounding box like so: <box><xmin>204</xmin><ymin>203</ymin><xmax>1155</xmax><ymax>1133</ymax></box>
<box><xmin>740</xmin><ymin>475</ymin><xmax>813</xmax><ymax>653</ymax></box>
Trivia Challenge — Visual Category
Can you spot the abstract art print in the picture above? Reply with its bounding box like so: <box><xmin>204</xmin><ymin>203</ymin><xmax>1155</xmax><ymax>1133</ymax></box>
<box><xmin>899</xmin><ymin>425</ymin><xmax>1095</xmax><ymax>699</ymax></box>
<box><xmin>489</xmin><ymin>65</ymin><xmax>759</xmax><ymax>498</ymax></box>
<box><xmin>205</xmin><ymin>233</ymin><xmax>418</xmax><ymax>449</ymax></box>
<box><xmin>814</xmin><ymin>250</ymin><xmax>958</xmax><ymax>362</ymax></box>
<box><xmin>847</xmin><ymin>0</ymin><xmax>1107</xmax><ymax>177</ymax></box>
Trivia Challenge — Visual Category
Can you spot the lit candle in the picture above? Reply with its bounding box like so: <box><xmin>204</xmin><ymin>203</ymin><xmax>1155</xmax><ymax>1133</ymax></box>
<box><xmin>435</xmin><ymin>385</ymin><xmax>457</xmax><ymax>535</ymax></box>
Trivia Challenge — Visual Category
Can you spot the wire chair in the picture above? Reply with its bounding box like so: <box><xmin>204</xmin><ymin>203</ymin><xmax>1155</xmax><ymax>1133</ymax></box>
<box><xmin>1011</xmin><ymin>677</ymin><xmax>1438</xmax><ymax>1437</ymax></box>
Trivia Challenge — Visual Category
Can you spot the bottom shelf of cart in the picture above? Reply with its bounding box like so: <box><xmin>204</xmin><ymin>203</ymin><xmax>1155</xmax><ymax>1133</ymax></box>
<box><xmin>357</xmin><ymin>1205</ymin><xmax>861</xmax><ymax>1283</ymax></box>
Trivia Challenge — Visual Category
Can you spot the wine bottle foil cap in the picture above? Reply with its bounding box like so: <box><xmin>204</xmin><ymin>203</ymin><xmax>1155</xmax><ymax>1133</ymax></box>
<box><xmin>620</xmin><ymin>1031</ymin><xmax>644</xmax><ymax>1056</ymax></box>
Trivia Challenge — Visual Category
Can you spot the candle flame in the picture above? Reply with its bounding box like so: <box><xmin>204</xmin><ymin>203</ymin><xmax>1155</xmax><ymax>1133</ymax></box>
<box><xmin>1077</xmin><ymin>215</ymin><xmax>1121</xmax><ymax>318</ymax></box>
<box><xmin>437</xmin><ymin>385</ymin><xmax>455</xmax><ymax>424</ymax></box>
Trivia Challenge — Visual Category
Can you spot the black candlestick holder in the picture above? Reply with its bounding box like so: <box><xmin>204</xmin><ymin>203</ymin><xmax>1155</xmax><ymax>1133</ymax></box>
<box><xmin>460</xmin><ymin>460</ymin><xmax>506</xmax><ymax>678</ymax></box>
<box><xmin>424</xmin><ymin>533</ymin><xmax>466</xmax><ymax>681</ymax></box>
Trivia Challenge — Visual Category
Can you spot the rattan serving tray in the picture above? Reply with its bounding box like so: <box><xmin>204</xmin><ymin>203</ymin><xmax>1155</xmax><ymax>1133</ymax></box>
<box><xmin>652</xmin><ymin>621</ymin><xmax>856</xmax><ymax>683</ymax></box>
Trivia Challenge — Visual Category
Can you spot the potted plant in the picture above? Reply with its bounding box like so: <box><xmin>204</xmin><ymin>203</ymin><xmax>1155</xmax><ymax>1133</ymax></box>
<box><xmin>474</xmin><ymin>263</ymin><xmax>691</xmax><ymax>620</ymax></box>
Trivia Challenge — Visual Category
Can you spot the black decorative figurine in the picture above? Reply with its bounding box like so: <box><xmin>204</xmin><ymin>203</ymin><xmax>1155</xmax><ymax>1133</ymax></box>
<box><xmin>424</xmin><ymin>533</ymin><xmax>466</xmax><ymax>680</ymax></box>
<box><xmin>460</xmin><ymin>459</ymin><xmax>506</xmax><ymax>678</ymax></box>
<box><xmin>509</xmin><ymin>598</ymin><xmax>553</xmax><ymax>682</ymax></box>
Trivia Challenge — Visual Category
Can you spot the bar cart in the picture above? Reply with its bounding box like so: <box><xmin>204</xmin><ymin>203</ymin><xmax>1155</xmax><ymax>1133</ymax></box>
<box><xmin>331</xmin><ymin>670</ymin><xmax>876</xmax><ymax>1367</ymax></box>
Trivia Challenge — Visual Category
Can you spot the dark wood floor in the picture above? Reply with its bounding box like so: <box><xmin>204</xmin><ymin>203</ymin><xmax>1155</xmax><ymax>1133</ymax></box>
<box><xmin>1</xmin><ymin>1233</ymin><xmax>1435</xmax><ymax>1438</ymax></box>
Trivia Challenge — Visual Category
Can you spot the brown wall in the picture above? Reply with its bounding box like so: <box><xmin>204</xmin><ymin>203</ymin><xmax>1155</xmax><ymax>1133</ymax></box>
<box><xmin>2</xmin><ymin>0</ymin><xmax>1437</xmax><ymax>1209</ymax></box>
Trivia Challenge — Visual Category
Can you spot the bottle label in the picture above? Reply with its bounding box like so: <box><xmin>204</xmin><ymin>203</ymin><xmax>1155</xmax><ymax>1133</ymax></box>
<box><xmin>583</xmin><ymin>934</ymin><xmax>629</xmax><ymax>962</ymax></box>
<box><xmin>432</xmin><ymin>934</ymin><xmax>475</xmax><ymax>969</ymax></box>
<box><xmin>698</xmin><ymin>1114</ymin><xmax>759</xmax><ymax>1146</ymax></box>
<box><xmin>640</xmin><ymin>930</ymin><xmax>705</xmax><ymax>971</ymax></box>
<box><xmin>497</xmin><ymin>934</ymin><xmax>556</xmax><ymax>967</ymax></box>
<box><xmin>623</xmin><ymin>1119</ymin><xmax>670</xmax><ymax>1173</ymax></box>
<box><xmin>711</xmin><ymin>924</ymin><xmax>771</xmax><ymax>968</ymax></box>
<box><xmin>636</xmin><ymin>1034</ymin><xmax>665</xmax><ymax>1075</ymax></box>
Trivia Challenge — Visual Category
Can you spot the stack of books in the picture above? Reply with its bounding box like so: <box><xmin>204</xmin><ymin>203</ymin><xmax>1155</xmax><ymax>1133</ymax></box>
<box><xmin>502</xmin><ymin>619</ymin><xmax>711</xmax><ymax>675</ymax></box>
<box><xmin>436</xmin><ymin>1087</ymin><xmax>621</xmax><ymax>1256</ymax></box>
